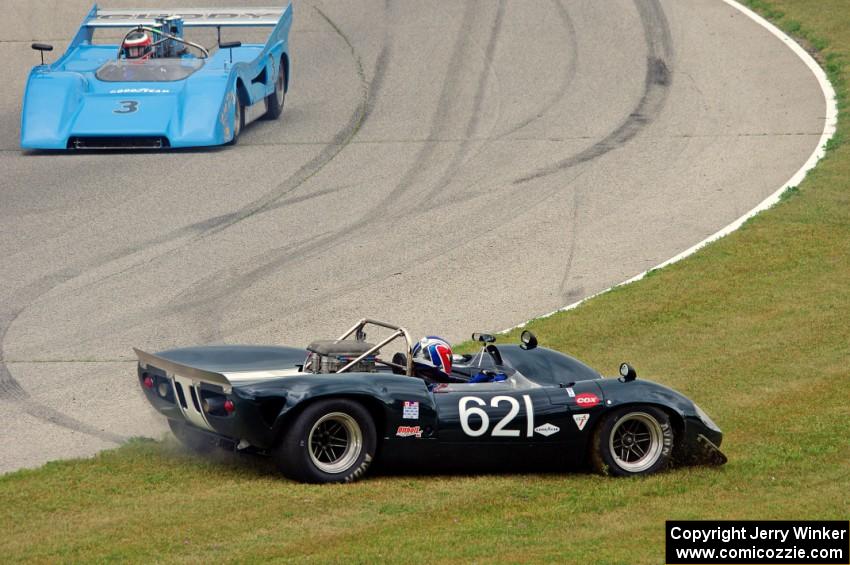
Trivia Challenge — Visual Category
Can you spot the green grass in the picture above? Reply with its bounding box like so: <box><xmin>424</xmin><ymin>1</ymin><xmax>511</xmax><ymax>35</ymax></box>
<box><xmin>3</xmin><ymin>1</ymin><xmax>850</xmax><ymax>562</ymax></box>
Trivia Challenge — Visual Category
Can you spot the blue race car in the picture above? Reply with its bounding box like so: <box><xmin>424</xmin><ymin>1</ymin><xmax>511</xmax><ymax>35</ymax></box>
<box><xmin>21</xmin><ymin>4</ymin><xmax>292</xmax><ymax>150</ymax></box>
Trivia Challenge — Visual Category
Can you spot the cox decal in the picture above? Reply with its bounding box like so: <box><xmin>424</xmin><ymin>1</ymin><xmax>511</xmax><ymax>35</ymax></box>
<box><xmin>575</xmin><ymin>392</ymin><xmax>600</xmax><ymax>408</ymax></box>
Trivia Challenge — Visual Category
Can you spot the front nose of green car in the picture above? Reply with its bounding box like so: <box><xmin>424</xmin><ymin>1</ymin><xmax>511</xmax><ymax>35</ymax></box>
<box><xmin>693</xmin><ymin>402</ymin><xmax>722</xmax><ymax>434</ymax></box>
<box><xmin>687</xmin><ymin>402</ymin><xmax>727</xmax><ymax>466</ymax></box>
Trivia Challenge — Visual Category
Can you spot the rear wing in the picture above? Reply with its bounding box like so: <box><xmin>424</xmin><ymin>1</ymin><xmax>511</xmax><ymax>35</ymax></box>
<box><xmin>86</xmin><ymin>5</ymin><xmax>290</xmax><ymax>28</ymax></box>
<box><xmin>134</xmin><ymin>348</ymin><xmax>232</xmax><ymax>389</ymax></box>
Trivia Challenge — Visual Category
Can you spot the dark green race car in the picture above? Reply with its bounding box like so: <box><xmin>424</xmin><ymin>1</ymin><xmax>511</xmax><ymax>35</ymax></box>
<box><xmin>136</xmin><ymin>318</ymin><xmax>726</xmax><ymax>483</ymax></box>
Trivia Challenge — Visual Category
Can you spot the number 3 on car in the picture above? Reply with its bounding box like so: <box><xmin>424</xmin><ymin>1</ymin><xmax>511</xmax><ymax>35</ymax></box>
<box><xmin>458</xmin><ymin>395</ymin><xmax>535</xmax><ymax>437</ymax></box>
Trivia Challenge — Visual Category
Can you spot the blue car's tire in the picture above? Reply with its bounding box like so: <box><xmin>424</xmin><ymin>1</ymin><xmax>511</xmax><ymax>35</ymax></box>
<box><xmin>264</xmin><ymin>60</ymin><xmax>286</xmax><ymax>120</ymax></box>
<box><xmin>590</xmin><ymin>406</ymin><xmax>673</xmax><ymax>476</ymax></box>
<box><xmin>275</xmin><ymin>398</ymin><xmax>376</xmax><ymax>483</ymax></box>
<box><xmin>228</xmin><ymin>94</ymin><xmax>244</xmax><ymax>145</ymax></box>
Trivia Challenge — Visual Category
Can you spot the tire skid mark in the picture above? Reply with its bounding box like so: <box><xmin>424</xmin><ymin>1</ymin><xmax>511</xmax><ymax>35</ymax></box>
<box><xmin>0</xmin><ymin>274</ymin><xmax>75</xmax><ymax>402</ymax></box>
<box><xmin>165</xmin><ymin>232</ymin><xmax>334</xmax><ymax>343</ymax></box>
<box><xmin>424</xmin><ymin>0</ymin><xmax>506</xmax><ymax>202</ymax></box>
<box><xmin>216</xmin><ymin>2</ymin><xmax>497</xmax><ymax>293</ymax></box>
<box><xmin>496</xmin><ymin>0</ymin><xmax>579</xmax><ymax>138</ymax></box>
<box><xmin>21</xmin><ymin>400</ymin><xmax>126</xmax><ymax>444</ymax></box>
<box><xmin>514</xmin><ymin>0</ymin><xmax>674</xmax><ymax>184</ymax></box>
<box><xmin>199</xmin><ymin>6</ymin><xmax>371</xmax><ymax>238</ymax></box>
<box><xmin>525</xmin><ymin>0</ymin><xmax>673</xmax><ymax>298</ymax></box>
<box><xmin>154</xmin><ymin>3</ymin><xmax>485</xmax><ymax>321</ymax></box>
<box><xmin>0</xmin><ymin>277</ymin><xmax>126</xmax><ymax>444</ymax></box>
<box><xmin>210</xmin><ymin>171</ymin><xmax>594</xmax><ymax>341</ymax></box>
<box><xmin>169</xmin><ymin>13</ymin><xmax>393</xmax><ymax>340</ymax></box>
<box><xmin>374</xmin><ymin>2</ymin><xmax>479</xmax><ymax>215</ymax></box>
<box><xmin>557</xmin><ymin>178</ymin><xmax>581</xmax><ymax>297</ymax></box>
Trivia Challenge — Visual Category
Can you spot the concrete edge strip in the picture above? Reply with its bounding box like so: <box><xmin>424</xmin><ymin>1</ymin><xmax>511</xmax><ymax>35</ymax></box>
<box><xmin>502</xmin><ymin>0</ymin><xmax>838</xmax><ymax>334</ymax></box>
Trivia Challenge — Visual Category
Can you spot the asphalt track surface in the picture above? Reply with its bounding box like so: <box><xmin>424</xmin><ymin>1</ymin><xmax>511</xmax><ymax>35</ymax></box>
<box><xmin>0</xmin><ymin>0</ymin><xmax>826</xmax><ymax>473</ymax></box>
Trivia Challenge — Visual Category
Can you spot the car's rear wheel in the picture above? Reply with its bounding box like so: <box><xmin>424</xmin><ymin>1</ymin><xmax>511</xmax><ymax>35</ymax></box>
<box><xmin>168</xmin><ymin>419</ymin><xmax>216</xmax><ymax>454</ymax></box>
<box><xmin>275</xmin><ymin>399</ymin><xmax>376</xmax><ymax>483</ymax></box>
<box><xmin>264</xmin><ymin>59</ymin><xmax>286</xmax><ymax>120</ymax></box>
<box><xmin>590</xmin><ymin>406</ymin><xmax>673</xmax><ymax>476</ymax></box>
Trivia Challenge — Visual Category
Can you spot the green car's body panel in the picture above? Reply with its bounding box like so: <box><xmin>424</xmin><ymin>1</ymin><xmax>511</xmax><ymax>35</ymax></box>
<box><xmin>136</xmin><ymin>335</ymin><xmax>725</xmax><ymax>471</ymax></box>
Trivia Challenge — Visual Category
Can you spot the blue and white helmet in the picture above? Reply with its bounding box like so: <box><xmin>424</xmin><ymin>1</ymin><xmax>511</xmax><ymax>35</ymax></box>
<box><xmin>412</xmin><ymin>336</ymin><xmax>453</xmax><ymax>377</ymax></box>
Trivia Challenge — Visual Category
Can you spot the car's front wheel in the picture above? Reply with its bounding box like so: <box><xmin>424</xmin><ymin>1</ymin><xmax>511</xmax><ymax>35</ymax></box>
<box><xmin>275</xmin><ymin>399</ymin><xmax>376</xmax><ymax>483</ymax></box>
<box><xmin>228</xmin><ymin>92</ymin><xmax>244</xmax><ymax>145</ymax></box>
<box><xmin>590</xmin><ymin>406</ymin><xmax>674</xmax><ymax>476</ymax></box>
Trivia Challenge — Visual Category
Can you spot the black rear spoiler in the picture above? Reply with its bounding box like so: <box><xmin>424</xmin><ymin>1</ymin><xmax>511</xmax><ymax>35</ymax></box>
<box><xmin>133</xmin><ymin>348</ymin><xmax>232</xmax><ymax>388</ymax></box>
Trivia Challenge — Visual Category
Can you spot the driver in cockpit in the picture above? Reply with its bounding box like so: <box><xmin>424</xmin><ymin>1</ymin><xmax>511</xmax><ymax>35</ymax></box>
<box><xmin>412</xmin><ymin>336</ymin><xmax>454</xmax><ymax>380</ymax></box>
<box><xmin>122</xmin><ymin>30</ymin><xmax>154</xmax><ymax>60</ymax></box>
<box><xmin>412</xmin><ymin>336</ymin><xmax>507</xmax><ymax>384</ymax></box>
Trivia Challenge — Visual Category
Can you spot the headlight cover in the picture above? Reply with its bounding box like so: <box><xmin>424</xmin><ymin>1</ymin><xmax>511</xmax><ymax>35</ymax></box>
<box><xmin>693</xmin><ymin>403</ymin><xmax>721</xmax><ymax>432</ymax></box>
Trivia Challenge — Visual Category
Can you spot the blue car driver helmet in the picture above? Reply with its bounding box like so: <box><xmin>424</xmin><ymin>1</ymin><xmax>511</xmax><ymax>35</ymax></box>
<box><xmin>123</xmin><ymin>30</ymin><xmax>153</xmax><ymax>60</ymax></box>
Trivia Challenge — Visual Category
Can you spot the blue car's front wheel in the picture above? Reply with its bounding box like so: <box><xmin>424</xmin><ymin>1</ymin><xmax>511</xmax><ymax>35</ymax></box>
<box><xmin>228</xmin><ymin>93</ymin><xmax>245</xmax><ymax>145</ymax></box>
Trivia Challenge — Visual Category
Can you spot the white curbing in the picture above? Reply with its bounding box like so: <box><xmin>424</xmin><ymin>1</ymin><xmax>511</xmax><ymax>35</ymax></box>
<box><xmin>503</xmin><ymin>0</ymin><xmax>838</xmax><ymax>334</ymax></box>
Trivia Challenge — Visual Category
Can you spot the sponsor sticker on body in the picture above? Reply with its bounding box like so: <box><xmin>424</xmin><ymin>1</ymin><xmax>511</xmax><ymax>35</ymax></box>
<box><xmin>534</xmin><ymin>423</ymin><xmax>560</xmax><ymax>437</ymax></box>
<box><xmin>402</xmin><ymin>401</ymin><xmax>419</xmax><ymax>420</ymax></box>
<box><xmin>396</xmin><ymin>425</ymin><xmax>422</xmax><ymax>438</ymax></box>
<box><xmin>109</xmin><ymin>88</ymin><xmax>171</xmax><ymax>94</ymax></box>
<box><xmin>575</xmin><ymin>392</ymin><xmax>600</xmax><ymax>408</ymax></box>
<box><xmin>573</xmin><ymin>414</ymin><xmax>589</xmax><ymax>431</ymax></box>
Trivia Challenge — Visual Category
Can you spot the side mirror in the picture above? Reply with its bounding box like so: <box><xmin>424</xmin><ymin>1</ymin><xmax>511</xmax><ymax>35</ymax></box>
<box><xmin>32</xmin><ymin>43</ymin><xmax>54</xmax><ymax>65</ymax></box>
<box><xmin>619</xmin><ymin>362</ymin><xmax>637</xmax><ymax>382</ymax></box>
<box><xmin>519</xmin><ymin>330</ymin><xmax>537</xmax><ymax>350</ymax></box>
<box><xmin>220</xmin><ymin>41</ymin><xmax>241</xmax><ymax>64</ymax></box>
<box><xmin>471</xmin><ymin>333</ymin><xmax>496</xmax><ymax>343</ymax></box>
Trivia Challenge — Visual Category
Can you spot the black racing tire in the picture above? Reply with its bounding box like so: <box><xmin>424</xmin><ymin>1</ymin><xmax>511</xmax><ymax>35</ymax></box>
<box><xmin>228</xmin><ymin>92</ymin><xmax>244</xmax><ymax>145</ymax></box>
<box><xmin>264</xmin><ymin>59</ymin><xmax>286</xmax><ymax>120</ymax></box>
<box><xmin>275</xmin><ymin>398</ymin><xmax>376</xmax><ymax>483</ymax></box>
<box><xmin>590</xmin><ymin>405</ymin><xmax>674</xmax><ymax>477</ymax></box>
<box><xmin>168</xmin><ymin>419</ymin><xmax>216</xmax><ymax>454</ymax></box>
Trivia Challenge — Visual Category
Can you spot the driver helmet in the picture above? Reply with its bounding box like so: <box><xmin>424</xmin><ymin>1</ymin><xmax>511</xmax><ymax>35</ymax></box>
<box><xmin>412</xmin><ymin>336</ymin><xmax>453</xmax><ymax>377</ymax></box>
<box><xmin>123</xmin><ymin>30</ymin><xmax>153</xmax><ymax>59</ymax></box>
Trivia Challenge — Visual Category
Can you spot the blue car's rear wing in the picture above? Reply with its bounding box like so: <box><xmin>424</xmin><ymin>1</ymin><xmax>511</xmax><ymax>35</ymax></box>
<box><xmin>86</xmin><ymin>6</ymin><xmax>289</xmax><ymax>28</ymax></box>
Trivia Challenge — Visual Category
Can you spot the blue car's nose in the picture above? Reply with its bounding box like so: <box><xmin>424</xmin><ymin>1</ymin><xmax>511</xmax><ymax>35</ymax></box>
<box><xmin>70</xmin><ymin>93</ymin><xmax>178</xmax><ymax>137</ymax></box>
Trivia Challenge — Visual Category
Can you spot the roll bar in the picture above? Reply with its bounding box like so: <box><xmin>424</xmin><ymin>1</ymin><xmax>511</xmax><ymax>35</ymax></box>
<box><xmin>334</xmin><ymin>319</ymin><xmax>415</xmax><ymax>376</ymax></box>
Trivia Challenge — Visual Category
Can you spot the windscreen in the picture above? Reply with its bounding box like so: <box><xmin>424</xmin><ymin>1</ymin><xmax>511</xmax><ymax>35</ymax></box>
<box><xmin>498</xmin><ymin>345</ymin><xmax>601</xmax><ymax>385</ymax></box>
<box><xmin>96</xmin><ymin>58</ymin><xmax>203</xmax><ymax>82</ymax></box>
